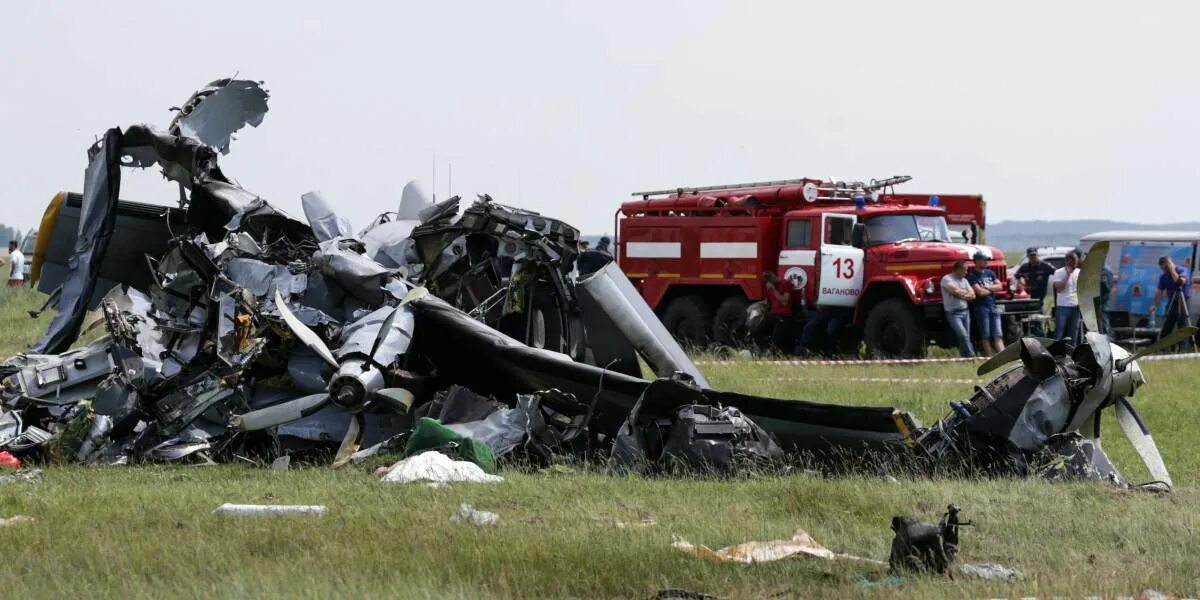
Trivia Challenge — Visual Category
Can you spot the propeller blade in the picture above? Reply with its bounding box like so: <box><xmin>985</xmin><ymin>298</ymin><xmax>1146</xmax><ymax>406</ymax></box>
<box><xmin>977</xmin><ymin>337</ymin><xmax>1054</xmax><ymax>376</ymax></box>
<box><xmin>375</xmin><ymin>388</ymin><xmax>415</xmax><ymax>414</ymax></box>
<box><xmin>231</xmin><ymin>394</ymin><xmax>331</xmax><ymax>431</ymax></box>
<box><xmin>332</xmin><ymin>413</ymin><xmax>364</xmax><ymax>468</ymax></box>
<box><xmin>1077</xmin><ymin>241</ymin><xmax>1109</xmax><ymax>334</ymax></box>
<box><xmin>1078</xmin><ymin>412</ymin><xmax>1102</xmax><ymax>450</ymax></box>
<box><xmin>369</xmin><ymin>307</ymin><xmax>401</xmax><ymax>365</ymax></box>
<box><xmin>274</xmin><ymin>289</ymin><xmax>339</xmax><ymax>369</ymax></box>
<box><xmin>1113</xmin><ymin>397</ymin><xmax>1172</xmax><ymax>488</ymax></box>
<box><xmin>1115</xmin><ymin>326</ymin><xmax>1199</xmax><ymax>371</ymax></box>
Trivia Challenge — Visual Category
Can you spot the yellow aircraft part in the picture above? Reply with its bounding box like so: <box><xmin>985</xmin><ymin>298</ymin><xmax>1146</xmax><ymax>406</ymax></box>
<box><xmin>31</xmin><ymin>191</ymin><xmax>66</xmax><ymax>284</ymax></box>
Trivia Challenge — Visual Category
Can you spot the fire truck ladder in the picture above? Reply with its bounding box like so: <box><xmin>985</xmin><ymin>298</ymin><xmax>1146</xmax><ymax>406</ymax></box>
<box><xmin>631</xmin><ymin>175</ymin><xmax>911</xmax><ymax>200</ymax></box>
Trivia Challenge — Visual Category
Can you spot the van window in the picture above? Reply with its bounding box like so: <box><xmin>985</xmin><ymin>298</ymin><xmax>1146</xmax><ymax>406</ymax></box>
<box><xmin>785</xmin><ymin>220</ymin><xmax>811</xmax><ymax>248</ymax></box>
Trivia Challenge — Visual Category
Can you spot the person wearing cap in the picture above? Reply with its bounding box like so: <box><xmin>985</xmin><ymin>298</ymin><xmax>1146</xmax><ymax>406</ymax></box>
<box><xmin>1151</xmin><ymin>255</ymin><xmax>1191</xmax><ymax>347</ymax></box>
<box><xmin>1015</xmin><ymin>247</ymin><xmax>1055</xmax><ymax>336</ymax></box>
<box><xmin>1051</xmin><ymin>250</ymin><xmax>1082</xmax><ymax>345</ymax></box>
<box><xmin>967</xmin><ymin>251</ymin><xmax>1005</xmax><ymax>356</ymax></box>
<box><xmin>596</xmin><ymin>236</ymin><xmax>612</xmax><ymax>255</ymax></box>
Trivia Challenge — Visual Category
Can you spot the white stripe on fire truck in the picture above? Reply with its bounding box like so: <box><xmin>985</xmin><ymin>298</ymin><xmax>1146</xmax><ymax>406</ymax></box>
<box><xmin>624</xmin><ymin>242</ymin><xmax>681</xmax><ymax>258</ymax></box>
<box><xmin>699</xmin><ymin>242</ymin><xmax>757</xmax><ymax>259</ymax></box>
<box><xmin>778</xmin><ymin>250</ymin><xmax>817</xmax><ymax>266</ymax></box>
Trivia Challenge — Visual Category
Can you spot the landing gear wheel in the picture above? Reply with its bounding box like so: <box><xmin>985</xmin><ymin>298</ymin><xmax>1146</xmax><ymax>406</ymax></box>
<box><xmin>863</xmin><ymin>299</ymin><xmax>927</xmax><ymax>358</ymax></box>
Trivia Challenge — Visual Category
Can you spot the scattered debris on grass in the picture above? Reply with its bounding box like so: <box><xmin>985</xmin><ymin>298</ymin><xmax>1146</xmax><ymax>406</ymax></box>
<box><xmin>448</xmin><ymin>503</ymin><xmax>499</xmax><ymax>527</ymax></box>
<box><xmin>0</xmin><ymin>468</ymin><xmax>42</xmax><ymax>485</ymax></box>
<box><xmin>654</xmin><ymin>588</ymin><xmax>718</xmax><ymax>600</ymax></box>
<box><xmin>380</xmin><ymin>451</ymin><xmax>503</xmax><ymax>485</ymax></box>
<box><xmin>956</xmin><ymin>562</ymin><xmax>1022</xmax><ymax>581</ymax></box>
<box><xmin>213</xmin><ymin>503</ymin><xmax>327</xmax><ymax>517</ymax></box>
<box><xmin>0</xmin><ymin>515</ymin><xmax>35</xmax><ymax>527</ymax></box>
<box><xmin>672</xmin><ymin>529</ymin><xmax>879</xmax><ymax>564</ymax></box>
<box><xmin>888</xmin><ymin>504</ymin><xmax>971</xmax><ymax>577</ymax></box>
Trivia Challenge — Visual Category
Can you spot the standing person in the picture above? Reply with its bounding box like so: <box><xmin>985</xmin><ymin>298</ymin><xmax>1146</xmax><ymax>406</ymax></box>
<box><xmin>967</xmin><ymin>251</ymin><xmax>1005</xmax><ymax>356</ymax></box>
<box><xmin>595</xmin><ymin>236</ymin><xmax>612</xmax><ymax>255</ymax></box>
<box><xmin>941</xmin><ymin>260</ymin><xmax>976</xmax><ymax>358</ymax></box>
<box><xmin>1096</xmin><ymin>264</ymin><xmax>1113</xmax><ymax>334</ymax></box>
<box><xmin>2</xmin><ymin>241</ymin><xmax>25</xmax><ymax>288</ymax></box>
<box><xmin>1051</xmin><ymin>251</ymin><xmax>1082</xmax><ymax>344</ymax></box>
<box><xmin>1015</xmin><ymin>248</ymin><xmax>1055</xmax><ymax>336</ymax></box>
<box><xmin>762</xmin><ymin>272</ymin><xmax>794</xmax><ymax>353</ymax></box>
<box><xmin>1151</xmin><ymin>256</ymin><xmax>1191</xmax><ymax>346</ymax></box>
<box><xmin>800</xmin><ymin>306</ymin><xmax>851</xmax><ymax>357</ymax></box>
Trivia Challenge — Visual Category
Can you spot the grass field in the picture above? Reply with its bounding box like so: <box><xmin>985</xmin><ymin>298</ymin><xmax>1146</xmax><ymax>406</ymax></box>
<box><xmin>1</xmin><ymin>287</ymin><xmax>1198</xmax><ymax>599</ymax></box>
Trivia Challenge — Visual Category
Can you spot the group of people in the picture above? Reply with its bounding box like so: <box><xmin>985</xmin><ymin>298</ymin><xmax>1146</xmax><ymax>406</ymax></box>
<box><xmin>943</xmin><ymin>245</ymin><xmax>1193</xmax><ymax>358</ymax></box>
<box><xmin>1</xmin><ymin>240</ymin><xmax>25</xmax><ymax>289</ymax></box>
<box><xmin>939</xmin><ymin>252</ymin><xmax>1007</xmax><ymax>358</ymax></box>
<box><xmin>941</xmin><ymin>247</ymin><xmax>1110</xmax><ymax>358</ymax></box>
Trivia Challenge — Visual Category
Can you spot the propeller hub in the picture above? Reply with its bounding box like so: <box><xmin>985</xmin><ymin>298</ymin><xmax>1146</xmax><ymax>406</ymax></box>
<box><xmin>328</xmin><ymin>358</ymin><xmax>384</xmax><ymax>411</ymax></box>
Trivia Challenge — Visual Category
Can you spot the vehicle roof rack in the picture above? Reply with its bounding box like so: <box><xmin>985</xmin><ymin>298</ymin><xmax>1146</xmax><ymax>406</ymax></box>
<box><xmin>631</xmin><ymin>175</ymin><xmax>911</xmax><ymax>200</ymax></box>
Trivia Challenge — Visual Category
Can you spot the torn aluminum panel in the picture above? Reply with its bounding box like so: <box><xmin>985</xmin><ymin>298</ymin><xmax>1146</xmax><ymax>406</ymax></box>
<box><xmin>312</xmin><ymin>238</ymin><xmax>392</xmax><ymax>307</ymax></box>
<box><xmin>223</xmin><ymin>258</ymin><xmax>307</xmax><ymax>298</ymax></box>
<box><xmin>408</xmin><ymin>292</ymin><xmax>913</xmax><ymax>453</ymax></box>
<box><xmin>578</xmin><ymin>262</ymin><xmax>708</xmax><ymax>386</ymax></box>
<box><xmin>301</xmin><ymin>191</ymin><xmax>353</xmax><ymax>243</ymax></box>
<box><xmin>169</xmin><ymin>79</ymin><xmax>268</xmax><ymax>155</ymax></box>
<box><xmin>360</xmin><ymin>220</ymin><xmax>420</xmax><ymax>270</ymax></box>
<box><xmin>398</xmin><ymin>180</ymin><xmax>433</xmax><ymax>220</ymax></box>
<box><xmin>335</xmin><ymin>305</ymin><xmax>414</xmax><ymax>364</ymax></box>
<box><xmin>151</xmin><ymin>374</ymin><xmax>236</xmax><ymax>436</ymax></box>
<box><xmin>6</xmin><ymin>338</ymin><xmax>116</xmax><ymax>406</ymax></box>
<box><xmin>31</xmin><ymin>129</ymin><xmax>123</xmax><ymax>354</ymax></box>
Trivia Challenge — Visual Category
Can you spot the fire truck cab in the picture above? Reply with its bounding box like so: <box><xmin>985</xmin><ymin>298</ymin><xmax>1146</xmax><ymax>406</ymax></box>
<box><xmin>616</xmin><ymin>176</ymin><xmax>1040</xmax><ymax>357</ymax></box>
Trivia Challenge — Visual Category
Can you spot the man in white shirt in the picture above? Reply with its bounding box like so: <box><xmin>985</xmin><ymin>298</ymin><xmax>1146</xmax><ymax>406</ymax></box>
<box><xmin>1051</xmin><ymin>250</ymin><xmax>1081</xmax><ymax>344</ymax></box>
<box><xmin>2</xmin><ymin>240</ymin><xmax>25</xmax><ymax>288</ymax></box>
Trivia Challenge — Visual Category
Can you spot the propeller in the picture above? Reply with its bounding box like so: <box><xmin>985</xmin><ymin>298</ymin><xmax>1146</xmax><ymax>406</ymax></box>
<box><xmin>974</xmin><ymin>242</ymin><xmax>1188</xmax><ymax>489</ymax></box>
<box><xmin>1113</xmin><ymin>397</ymin><xmax>1172</xmax><ymax>488</ymax></box>
<box><xmin>1115</xmin><ymin>326</ymin><xmax>1198</xmax><ymax>371</ymax></box>
<box><xmin>232</xmin><ymin>289</ymin><xmax>426</xmax><ymax>466</ymax></box>
<box><xmin>274</xmin><ymin>289</ymin><xmax>338</xmax><ymax>369</ymax></box>
<box><xmin>1077</xmin><ymin>241</ymin><xmax>1108</xmax><ymax>334</ymax></box>
<box><xmin>977</xmin><ymin>337</ymin><xmax>1054</xmax><ymax>376</ymax></box>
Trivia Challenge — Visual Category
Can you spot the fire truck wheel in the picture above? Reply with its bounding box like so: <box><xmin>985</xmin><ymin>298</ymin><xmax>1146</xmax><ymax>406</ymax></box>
<box><xmin>661</xmin><ymin>295</ymin><xmax>712</xmax><ymax>347</ymax></box>
<box><xmin>713</xmin><ymin>296</ymin><xmax>750</xmax><ymax>347</ymax></box>
<box><xmin>863</xmin><ymin>298</ymin><xmax>927</xmax><ymax>358</ymax></box>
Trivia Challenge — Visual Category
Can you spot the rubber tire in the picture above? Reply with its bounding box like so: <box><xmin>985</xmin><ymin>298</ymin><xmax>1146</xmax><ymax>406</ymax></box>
<box><xmin>661</xmin><ymin>295</ymin><xmax>713</xmax><ymax>348</ymax></box>
<box><xmin>863</xmin><ymin>298</ymin><xmax>928</xmax><ymax>358</ymax></box>
<box><xmin>713</xmin><ymin>296</ymin><xmax>750</xmax><ymax>347</ymax></box>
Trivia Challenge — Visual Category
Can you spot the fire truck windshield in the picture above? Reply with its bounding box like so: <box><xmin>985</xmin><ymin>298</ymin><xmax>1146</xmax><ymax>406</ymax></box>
<box><xmin>864</xmin><ymin>214</ymin><xmax>952</xmax><ymax>245</ymax></box>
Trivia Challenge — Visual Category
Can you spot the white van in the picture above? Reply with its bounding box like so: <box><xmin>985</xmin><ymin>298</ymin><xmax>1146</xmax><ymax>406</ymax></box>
<box><xmin>1079</xmin><ymin>230</ymin><xmax>1200</xmax><ymax>340</ymax></box>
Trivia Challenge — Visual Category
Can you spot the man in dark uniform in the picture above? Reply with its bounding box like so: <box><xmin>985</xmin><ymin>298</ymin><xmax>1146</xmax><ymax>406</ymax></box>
<box><xmin>1015</xmin><ymin>248</ymin><xmax>1055</xmax><ymax>336</ymax></box>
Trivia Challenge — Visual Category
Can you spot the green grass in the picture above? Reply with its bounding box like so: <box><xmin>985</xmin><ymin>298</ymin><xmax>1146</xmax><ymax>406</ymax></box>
<box><xmin>1</xmin><ymin>288</ymin><xmax>1199</xmax><ymax>598</ymax></box>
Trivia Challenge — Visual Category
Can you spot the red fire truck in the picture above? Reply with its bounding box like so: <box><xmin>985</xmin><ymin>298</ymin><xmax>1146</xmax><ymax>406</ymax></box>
<box><xmin>614</xmin><ymin>176</ymin><xmax>1040</xmax><ymax>357</ymax></box>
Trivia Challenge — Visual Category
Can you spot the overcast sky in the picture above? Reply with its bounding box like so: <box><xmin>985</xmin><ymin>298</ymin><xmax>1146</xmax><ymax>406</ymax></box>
<box><xmin>2</xmin><ymin>1</ymin><xmax>1198</xmax><ymax>233</ymax></box>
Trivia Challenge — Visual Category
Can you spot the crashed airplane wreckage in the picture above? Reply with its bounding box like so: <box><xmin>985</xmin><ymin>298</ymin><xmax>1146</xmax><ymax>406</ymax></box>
<box><xmin>0</xmin><ymin>79</ymin><xmax>1187</xmax><ymax>489</ymax></box>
